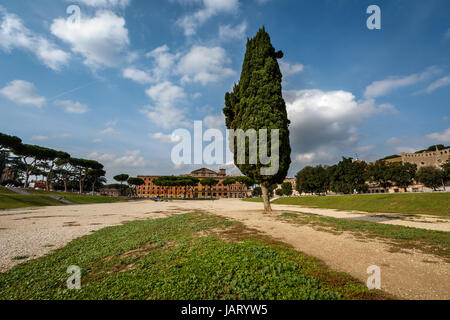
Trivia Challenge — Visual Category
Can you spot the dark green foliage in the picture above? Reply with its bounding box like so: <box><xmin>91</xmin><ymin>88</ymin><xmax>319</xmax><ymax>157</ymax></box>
<box><xmin>113</xmin><ymin>174</ymin><xmax>129</xmax><ymax>185</ymax></box>
<box><xmin>389</xmin><ymin>162</ymin><xmax>417</xmax><ymax>189</ymax></box>
<box><xmin>69</xmin><ymin>158</ymin><xmax>104</xmax><ymax>193</ymax></box>
<box><xmin>330</xmin><ymin>158</ymin><xmax>368</xmax><ymax>194</ymax></box>
<box><xmin>0</xmin><ymin>132</ymin><xmax>22</xmax><ymax>150</ymax></box>
<box><xmin>223</xmin><ymin>27</ymin><xmax>291</xmax><ymax>211</ymax></box>
<box><xmin>380</xmin><ymin>154</ymin><xmax>401</xmax><ymax>161</ymax></box>
<box><xmin>252</xmin><ymin>186</ymin><xmax>262</xmax><ymax>197</ymax></box>
<box><xmin>366</xmin><ymin>160</ymin><xmax>393</xmax><ymax>191</ymax></box>
<box><xmin>87</xmin><ymin>169</ymin><xmax>106</xmax><ymax>193</ymax></box>
<box><xmin>222</xmin><ymin>178</ymin><xmax>236</xmax><ymax>186</ymax></box>
<box><xmin>281</xmin><ymin>182</ymin><xmax>293</xmax><ymax>196</ymax></box>
<box><xmin>442</xmin><ymin>159</ymin><xmax>450</xmax><ymax>184</ymax></box>
<box><xmin>417</xmin><ymin>166</ymin><xmax>444</xmax><ymax>190</ymax></box>
<box><xmin>296</xmin><ymin>165</ymin><xmax>329</xmax><ymax>195</ymax></box>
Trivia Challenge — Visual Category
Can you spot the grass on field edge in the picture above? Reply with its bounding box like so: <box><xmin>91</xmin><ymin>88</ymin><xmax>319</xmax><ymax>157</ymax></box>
<box><xmin>277</xmin><ymin>212</ymin><xmax>449</xmax><ymax>262</ymax></box>
<box><xmin>245</xmin><ymin>193</ymin><xmax>450</xmax><ymax>217</ymax></box>
<box><xmin>0</xmin><ymin>189</ymin><xmax>129</xmax><ymax>210</ymax></box>
<box><xmin>0</xmin><ymin>212</ymin><xmax>391</xmax><ymax>300</ymax></box>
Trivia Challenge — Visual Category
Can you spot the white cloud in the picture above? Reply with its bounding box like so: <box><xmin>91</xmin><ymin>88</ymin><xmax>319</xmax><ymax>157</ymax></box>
<box><xmin>123</xmin><ymin>67</ymin><xmax>152</xmax><ymax>84</ymax></box>
<box><xmin>358</xmin><ymin>145</ymin><xmax>375</xmax><ymax>152</ymax></box>
<box><xmin>51</xmin><ymin>10</ymin><xmax>130</xmax><ymax>69</ymax></box>
<box><xmin>285</xmin><ymin>89</ymin><xmax>393</xmax><ymax>157</ymax></box>
<box><xmin>218</xmin><ymin>21</ymin><xmax>247</xmax><ymax>41</ymax></box>
<box><xmin>145</xmin><ymin>45</ymin><xmax>179</xmax><ymax>82</ymax></box>
<box><xmin>0</xmin><ymin>8</ymin><xmax>70</xmax><ymax>70</ymax></box>
<box><xmin>71</xmin><ymin>0</ymin><xmax>131</xmax><ymax>8</ymax></box>
<box><xmin>445</xmin><ymin>28</ymin><xmax>450</xmax><ymax>39</ymax></box>
<box><xmin>55</xmin><ymin>100</ymin><xmax>89</xmax><ymax>114</ymax></box>
<box><xmin>293</xmin><ymin>151</ymin><xmax>337</xmax><ymax>170</ymax></box>
<box><xmin>99</xmin><ymin>127</ymin><xmax>118</xmax><ymax>135</ymax></box>
<box><xmin>142</xmin><ymin>81</ymin><xmax>187</xmax><ymax>129</ymax></box>
<box><xmin>105</xmin><ymin>120</ymin><xmax>118</xmax><ymax>127</ymax></box>
<box><xmin>177</xmin><ymin>0</ymin><xmax>240</xmax><ymax>36</ymax></box>
<box><xmin>377</xmin><ymin>103</ymin><xmax>399</xmax><ymax>114</ymax></box>
<box><xmin>364</xmin><ymin>66</ymin><xmax>442</xmax><ymax>98</ymax></box>
<box><xmin>423</xmin><ymin>76</ymin><xmax>450</xmax><ymax>94</ymax></box>
<box><xmin>387</xmin><ymin>137</ymin><xmax>402</xmax><ymax>145</ymax></box>
<box><xmin>177</xmin><ymin>46</ymin><xmax>235</xmax><ymax>85</ymax></box>
<box><xmin>0</xmin><ymin>80</ymin><xmax>46</xmax><ymax>107</ymax></box>
<box><xmin>93</xmin><ymin>138</ymin><xmax>103</xmax><ymax>143</ymax></box>
<box><xmin>426</xmin><ymin>128</ymin><xmax>450</xmax><ymax>143</ymax></box>
<box><xmin>279</xmin><ymin>61</ymin><xmax>304</xmax><ymax>77</ymax></box>
<box><xmin>203</xmin><ymin>114</ymin><xmax>224</xmax><ymax>129</ymax></box>
<box><xmin>31</xmin><ymin>135</ymin><xmax>49</xmax><ymax>141</ymax></box>
<box><xmin>89</xmin><ymin>150</ymin><xmax>146</xmax><ymax>167</ymax></box>
<box><xmin>148</xmin><ymin>132</ymin><xmax>182</xmax><ymax>144</ymax></box>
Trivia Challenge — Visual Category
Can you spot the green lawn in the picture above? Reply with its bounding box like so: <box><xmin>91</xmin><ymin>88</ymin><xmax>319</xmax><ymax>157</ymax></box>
<box><xmin>0</xmin><ymin>186</ymin><xmax>16</xmax><ymax>194</ymax></box>
<box><xmin>278</xmin><ymin>212</ymin><xmax>450</xmax><ymax>261</ymax></box>
<box><xmin>0</xmin><ymin>189</ymin><xmax>128</xmax><ymax>210</ymax></box>
<box><xmin>0</xmin><ymin>194</ymin><xmax>67</xmax><ymax>209</ymax></box>
<box><xmin>0</xmin><ymin>212</ymin><xmax>389</xmax><ymax>300</ymax></box>
<box><xmin>246</xmin><ymin>193</ymin><xmax>450</xmax><ymax>217</ymax></box>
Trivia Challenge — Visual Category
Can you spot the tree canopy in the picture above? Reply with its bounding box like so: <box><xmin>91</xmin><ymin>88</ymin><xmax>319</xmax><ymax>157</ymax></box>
<box><xmin>223</xmin><ymin>27</ymin><xmax>291</xmax><ymax>213</ymax></box>
<box><xmin>114</xmin><ymin>174</ymin><xmax>129</xmax><ymax>185</ymax></box>
<box><xmin>417</xmin><ymin>166</ymin><xmax>443</xmax><ymax>190</ymax></box>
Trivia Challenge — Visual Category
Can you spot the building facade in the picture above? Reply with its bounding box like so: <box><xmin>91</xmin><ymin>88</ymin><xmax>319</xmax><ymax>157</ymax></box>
<box><xmin>401</xmin><ymin>147</ymin><xmax>450</xmax><ymax>169</ymax></box>
<box><xmin>384</xmin><ymin>147</ymin><xmax>450</xmax><ymax>169</ymax></box>
<box><xmin>136</xmin><ymin>168</ymin><xmax>248</xmax><ymax>199</ymax></box>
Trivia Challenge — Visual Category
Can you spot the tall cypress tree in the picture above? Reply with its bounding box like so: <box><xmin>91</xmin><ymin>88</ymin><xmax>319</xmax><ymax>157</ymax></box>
<box><xmin>223</xmin><ymin>27</ymin><xmax>291</xmax><ymax>213</ymax></box>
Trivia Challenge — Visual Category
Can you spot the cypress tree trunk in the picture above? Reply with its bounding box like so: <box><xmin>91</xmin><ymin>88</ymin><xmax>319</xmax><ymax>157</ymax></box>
<box><xmin>261</xmin><ymin>184</ymin><xmax>272</xmax><ymax>213</ymax></box>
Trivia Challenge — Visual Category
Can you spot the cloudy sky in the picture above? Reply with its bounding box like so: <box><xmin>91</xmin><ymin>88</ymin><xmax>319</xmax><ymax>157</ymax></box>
<box><xmin>0</xmin><ymin>0</ymin><xmax>449</xmax><ymax>181</ymax></box>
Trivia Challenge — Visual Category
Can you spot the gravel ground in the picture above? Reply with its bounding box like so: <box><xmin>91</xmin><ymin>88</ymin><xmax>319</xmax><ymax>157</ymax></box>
<box><xmin>0</xmin><ymin>199</ymin><xmax>449</xmax><ymax>299</ymax></box>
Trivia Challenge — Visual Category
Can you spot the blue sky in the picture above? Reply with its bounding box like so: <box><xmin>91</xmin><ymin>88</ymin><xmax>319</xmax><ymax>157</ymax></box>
<box><xmin>0</xmin><ymin>0</ymin><xmax>449</xmax><ymax>181</ymax></box>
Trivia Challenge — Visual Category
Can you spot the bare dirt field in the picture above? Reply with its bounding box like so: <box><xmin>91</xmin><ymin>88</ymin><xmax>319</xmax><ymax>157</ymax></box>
<box><xmin>1</xmin><ymin>199</ymin><xmax>449</xmax><ymax>299</ymax></box>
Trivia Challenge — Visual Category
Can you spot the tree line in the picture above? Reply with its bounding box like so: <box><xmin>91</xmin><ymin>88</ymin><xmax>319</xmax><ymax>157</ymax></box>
<box><xmin>0</xmin><ymin>132</ymin><xmax>105</xmax><ymax>194</ymax></box>
<box><xmin>106</xmin><ymin>175</ymin><xmax>256</xmax><ymax>200</ymax></box>
<box><xmin>295</xmin><ymin>156</ymin><xmax>450</xmax><ymax>195</ymax></box>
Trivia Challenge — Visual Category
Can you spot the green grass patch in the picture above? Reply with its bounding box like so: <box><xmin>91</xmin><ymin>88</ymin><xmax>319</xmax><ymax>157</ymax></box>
<box><xmin>0</xmin><ymin>189</ymin><xmax>128</xmax><ymax>210</ymax></box>
<box><xmin>278</xmin><ymin>212</ymin><xmax>450</xmax><ymax>261</ymax></box>
<box><xmin>0</xmin><ymin>186</ymin><xmax>16</xmax><ymax>194</ymax></box>
<box><xmin>0</xmin><ymin>194</ymin><xmax>67</xmax><ymax>210</ymax></box>
<box><xmin>246</xmin><ymin>193</ymin><xmax>450</xmax><ymax>217</ymax></box>
<box><xmin>0</xmin><ymin>212</ymin><xmax>389</xmax><ymax>300</ymax></box>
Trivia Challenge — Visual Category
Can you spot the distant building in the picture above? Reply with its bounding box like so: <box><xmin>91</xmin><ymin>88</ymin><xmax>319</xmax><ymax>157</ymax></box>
<box><xmin>100</xmin><ymin>188</ymin><xmax>123</xmax><ymax>197</ymax></box>
<box><xmin>136</xmin><ymin>168</ymin><xmax>248</xmax><ymax>199</ymax></box>
<box><xmin>401</xmin><ymin>147</ymin><xmax>450</xmax><ymax>169</ymax></box>
<box><xmin>367</xmin><ymin>146</ymin><xmax>450</xmax><ymax>193</ymax></box>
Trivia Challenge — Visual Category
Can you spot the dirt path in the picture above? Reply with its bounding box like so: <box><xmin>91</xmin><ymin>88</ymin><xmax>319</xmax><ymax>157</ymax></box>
<box><xmin>0</xmin><ymin>199</ymin><xmax>448</xmax><ymax>299</ymax></box>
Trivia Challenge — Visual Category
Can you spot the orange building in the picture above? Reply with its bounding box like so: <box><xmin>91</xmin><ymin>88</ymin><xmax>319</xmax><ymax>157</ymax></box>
<box><xmin>136</xmin><ymin>168</ymin><xmax>248</xmax><ymax>199</ymax></box>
